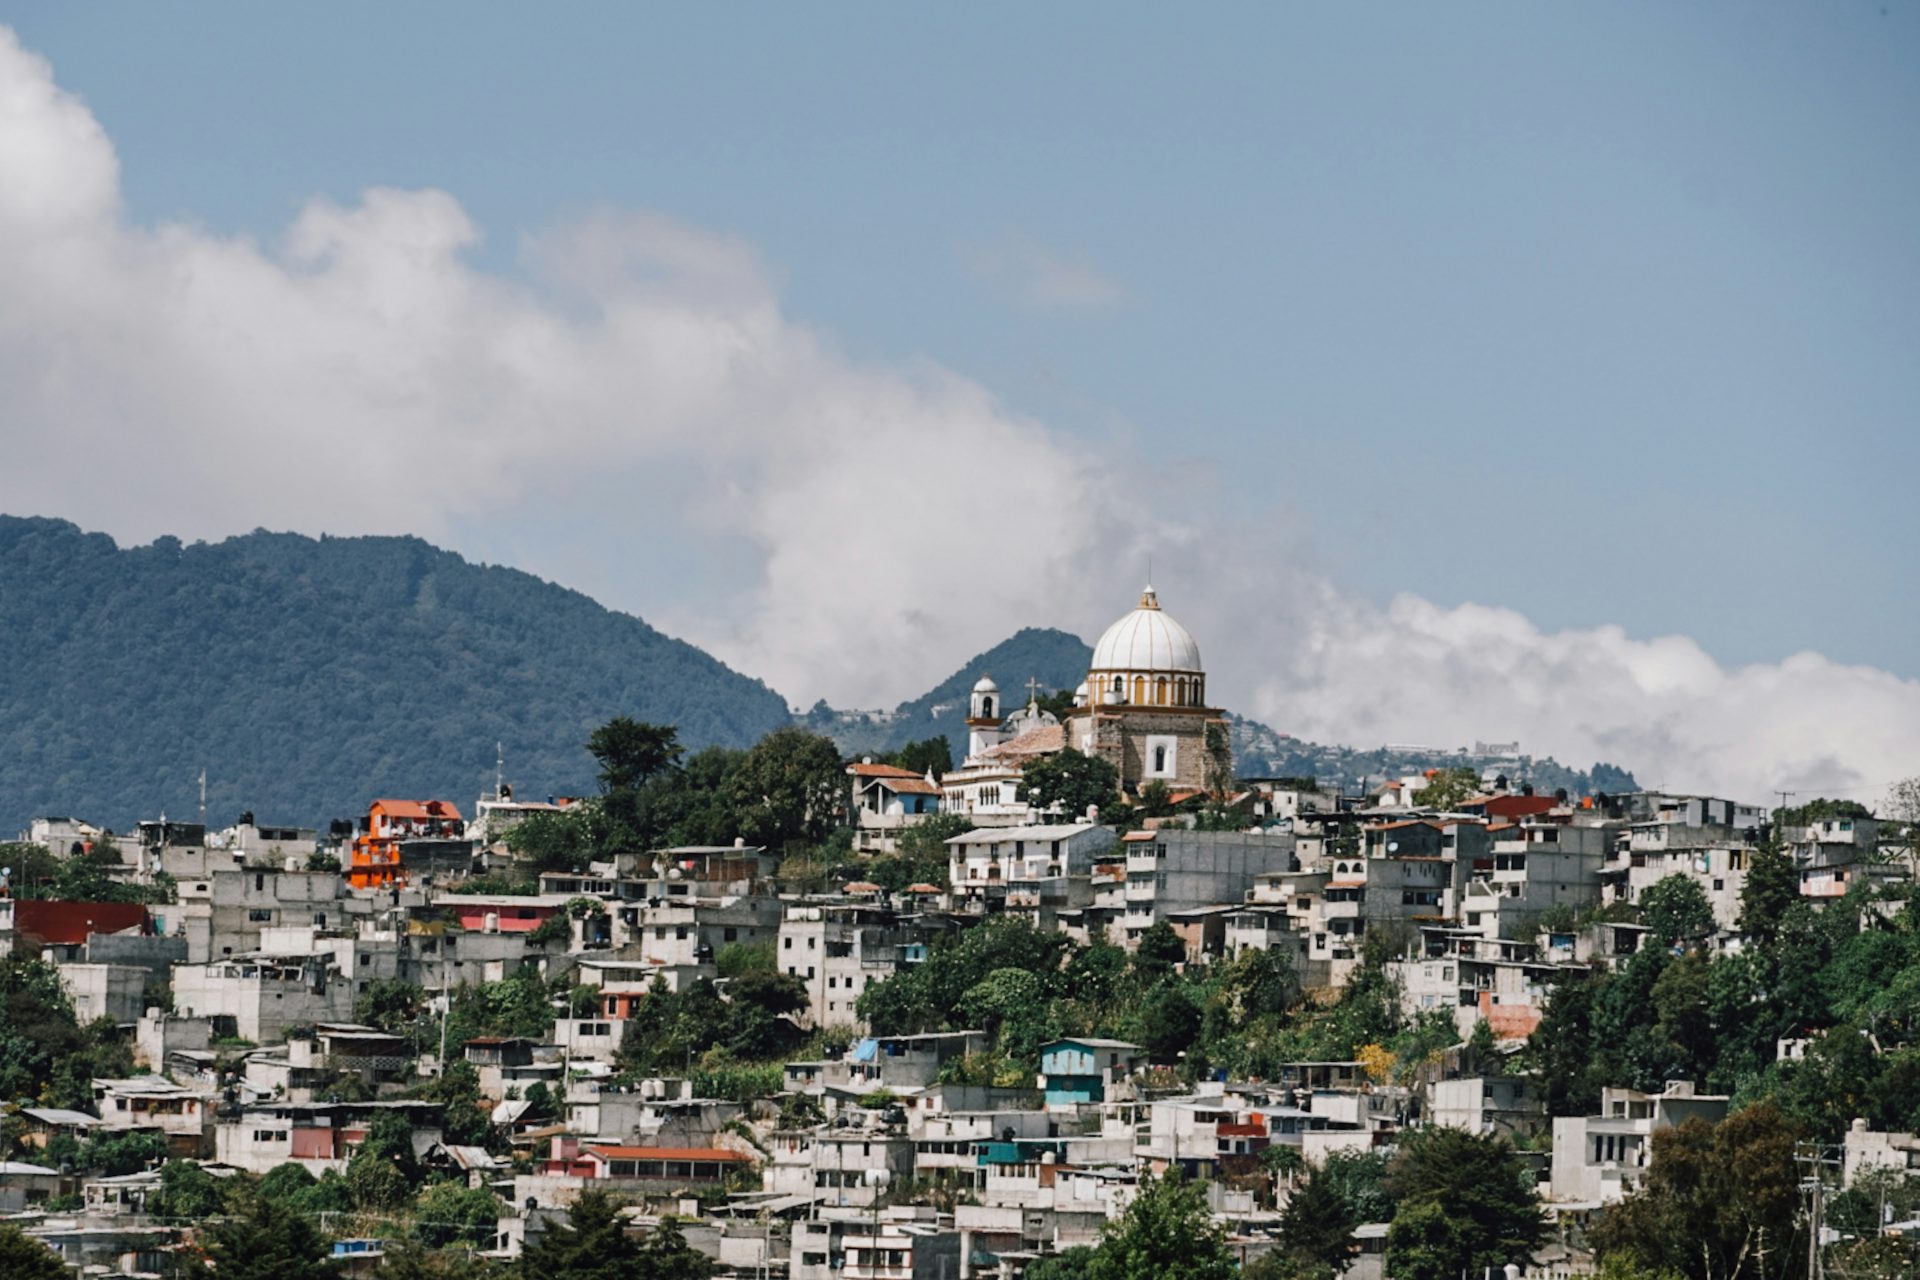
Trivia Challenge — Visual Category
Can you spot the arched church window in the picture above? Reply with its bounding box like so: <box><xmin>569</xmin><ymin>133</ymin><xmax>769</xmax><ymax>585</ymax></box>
<box><xmin>1133</xmin><ymin>676</ymin><xmax>1146</xmax><ymax>704</ymax></box>
<box><xmin>1153</xmin><ymin>746</ymin><xmax>1167</xmax><ymax>773</ymax></box>
<box><xmin>1112</xmin><ymin>676</ymin><xmax>1124</xmax><ymax>698</ymax></box>
<box><xmin>1155</xmin><ymin>677</ymin><xmax>1168</xmax><ymax>706</ymax></box>
<box><xmin>982</xmin><ymin>696</ymin><xmax>994</xmax><ymax>718</ymax></box>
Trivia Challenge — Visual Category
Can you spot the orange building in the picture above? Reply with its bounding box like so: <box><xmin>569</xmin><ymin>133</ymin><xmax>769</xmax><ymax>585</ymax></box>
<box><xmin>348</xmin><ymin>799</ymin><xmax>464</xmax><ymax>890</ymax></box>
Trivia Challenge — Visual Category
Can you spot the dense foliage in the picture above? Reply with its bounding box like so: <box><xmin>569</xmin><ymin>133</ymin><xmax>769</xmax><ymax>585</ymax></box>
<box><xmin>518</xmin><ymin>1189</ymin><xmax>712</xmax><ymax>1280</ymax></box>
<box><xmin>503</xmin><ymin>722</ymin><xmax>846</xmax><ymax>869</ymax></box>
<box><xmin>1086</xmin><ymin>1170</ymin><xmax>1235</xmax><ymax>1280</ymax></box>
<box><xmin>1523</xmin><ymin>876</ymin><xmax>1920</xmax><ymax>1136</ymax></box>
<box><xmin>856</xmin><ymin>917</ymin><xmax>1451</xmax><ymax>1084</ymax></box>
<box><xmin>0</xmin><ymin>955</ymin><xmax>134</xmax><ymax>1109</ymax></box>
<box><xmin>0</xmin><ymin>516</ymin><xmax>792</xmax><ymax>833</ymax></box>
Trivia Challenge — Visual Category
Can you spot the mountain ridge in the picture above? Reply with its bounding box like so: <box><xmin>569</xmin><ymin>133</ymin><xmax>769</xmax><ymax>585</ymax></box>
<box><xmin>0</xmin><ymin>515</ymin><xmax>793</xmax><ymax>833</ymax></box>
<box><xmin>0</xmin><ymin>515</ymin><xmax>1637</xmax><ymax>833</ymax></box>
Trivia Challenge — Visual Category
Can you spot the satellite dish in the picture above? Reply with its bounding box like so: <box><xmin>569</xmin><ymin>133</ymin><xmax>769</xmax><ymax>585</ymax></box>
<box><xmin>1386</xmin><ymin>842</ymin><xmax>1399</xmax><ymax>853</ymax></box>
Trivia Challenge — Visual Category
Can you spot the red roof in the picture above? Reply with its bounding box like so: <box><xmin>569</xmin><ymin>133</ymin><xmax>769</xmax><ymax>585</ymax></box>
<box><xmin>584</xmin><ymin>1145</ymin><xmax>748</xmax><ymax>1163</ymax></box>
<box><xmin>848</xmin><ymin>762</ymin><xmax>924</xmax><ymax>780</ymax></box>
<box><xmin>10</xmin><ymin>901</ymin><xmax>150</xmax><ymax>946</ymax></box>
<box><xmin>370</xmin><ymin>799</ymin><xmax>464</xmax><ymax>821</ymax></box>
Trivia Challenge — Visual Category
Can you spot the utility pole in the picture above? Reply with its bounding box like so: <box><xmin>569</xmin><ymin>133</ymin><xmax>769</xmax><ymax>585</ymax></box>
<box><xmin>1797</xmin><ymin>1140</ymin><xmax>1841</xmax><ymax>1280</ymax></box>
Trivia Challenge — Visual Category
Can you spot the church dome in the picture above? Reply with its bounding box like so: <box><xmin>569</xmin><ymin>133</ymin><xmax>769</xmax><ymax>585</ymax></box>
<box><xmin>972</xmin><ymin>676</ymin><xmax>999</xmax><ymax>693</ymax></box>
<box><xmin>1090</xmin><ymin>586</ymin><xmax>1203</xmax><ymax>674</ymax></box>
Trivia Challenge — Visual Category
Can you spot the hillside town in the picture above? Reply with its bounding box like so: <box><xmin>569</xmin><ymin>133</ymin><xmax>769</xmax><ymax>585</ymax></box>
<box><xmin>3</xmin><ymin>588</ymin><xmax>1918</xmax><ymax>1280</ymax></box>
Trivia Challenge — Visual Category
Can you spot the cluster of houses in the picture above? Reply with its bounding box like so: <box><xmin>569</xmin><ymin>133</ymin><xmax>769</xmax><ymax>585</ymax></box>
<box><xmin>3</xmin><ymin>588</ymin><xmax>1914</xmax><ymax>1277</ymax></box>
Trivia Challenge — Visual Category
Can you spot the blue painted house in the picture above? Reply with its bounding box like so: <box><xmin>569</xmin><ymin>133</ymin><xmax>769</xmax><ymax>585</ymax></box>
<box><xmin>1037</xmin><ymin>1038</ymin><xmax>1143</xmax><ymax>1106</ymax></box>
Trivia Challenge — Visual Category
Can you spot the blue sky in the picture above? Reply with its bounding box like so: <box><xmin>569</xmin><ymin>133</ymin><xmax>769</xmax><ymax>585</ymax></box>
<box><xmin>1</xmin><ymin>4</ymin><xmax>1916</xmax><ymax>799</ymax></box>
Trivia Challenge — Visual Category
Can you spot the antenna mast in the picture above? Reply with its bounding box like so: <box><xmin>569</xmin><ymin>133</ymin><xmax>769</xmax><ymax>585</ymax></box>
<box><xmin>198</xmin><ymin>769</ymin><xmax>207</xmax><ymax>827</ymax></box>
<box><xmin>496</xmin><ymin>742</ymin><xmax>505</xmax><ymax>800</ymax></box>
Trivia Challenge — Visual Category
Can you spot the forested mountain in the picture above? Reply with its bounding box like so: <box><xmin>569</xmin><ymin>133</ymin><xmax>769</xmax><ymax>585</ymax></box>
<box><xmin>0</xmin><ymin>517</ymin><xmax>793</xmax><ymax>834</ymax></box>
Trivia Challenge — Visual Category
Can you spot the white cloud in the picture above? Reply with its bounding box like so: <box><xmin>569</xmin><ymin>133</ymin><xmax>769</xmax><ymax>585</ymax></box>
<box><xmin>1247</xmin><ymin>594</ymin><xmax>1920</xmax><ymax>805</ymax></box>
<box><xmin>969</xmin><ymin>236</ymin><xmax>1129</xmax><ymax>311</ymax></box>
<box><xmin>2</xmin><ymin>25</ymin><xmax>1917</xmax><ymax>807</ymax></box>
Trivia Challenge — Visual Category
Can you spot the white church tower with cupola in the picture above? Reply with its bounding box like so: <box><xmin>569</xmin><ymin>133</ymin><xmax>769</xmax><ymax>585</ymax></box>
<box><xmin>965</xmin><ymin>676</ymin><xmax>1005</xmax><ymax>760</ymax></box>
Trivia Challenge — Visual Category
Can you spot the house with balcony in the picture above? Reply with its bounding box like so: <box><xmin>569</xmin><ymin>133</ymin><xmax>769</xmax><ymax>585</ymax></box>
<box><xmin>348</xmin><ymin>799</ymin><xmax>467</xmax><ymax>890</ymax></box>
<box><xmin>214</xmin><ymin>1100</ymin><xmax>444</xmax><ymax>1173</ymax></box>
<box><xmin>848</xmin><ymin>760</ymin><xmax>943</xmax><ymax>853</ymax></box>
<box><xmin>1549</xmin><ymin>1081</ymin><xmax>1729</xmax><ymax>1204</ymax></box>
<box><xmin>91</xmin><ymin>1077</ymin><xmax>215</xmax><ymax>1156</ymax></box>
<box><xmin>171</xmin><ymin>952</ymin><xmax>355</xmax><ymax>1043</ymax></box>
<box><xmin>947</xmin><ymin>824</ymin><xmax>1116</xmax><ymax>913</ymax></box>
<box><xmin>1117</xmin><ymin>830</ymin><xmax>1295</xmax><ymax>949</ymax></box>
<box><xmin>791</xmin><ymin>1209</ymin><xmax>963</xmax><ymax>1280</ymax></box>
<box><xmin>780</xmin><ymin>901</ymin><xmax>913</xmax><ymax>1029</ymax></box>
<box><xmin>1037</xmin><ymin>1038</ymin><xmax>1143</xmax><ymax>1107</ymax></box>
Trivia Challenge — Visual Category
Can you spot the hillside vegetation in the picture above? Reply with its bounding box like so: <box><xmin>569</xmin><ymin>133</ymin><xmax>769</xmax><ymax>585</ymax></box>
<box><xmin>0</xmin><ymin>517</ymin><xmax>792</xmax><ymax>833</ymax></box>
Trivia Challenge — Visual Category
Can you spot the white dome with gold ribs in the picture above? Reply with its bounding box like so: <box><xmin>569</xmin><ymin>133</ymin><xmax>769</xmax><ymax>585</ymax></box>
<box><xmin>1088</xmin><ymin>586</ymin><xmax>1208</xmax><ymax>708</ymax></box>
<box><xmin>1091</xmin><ymin>585</ymin><xmax>1202</xmax><ymax>673</ymax></box>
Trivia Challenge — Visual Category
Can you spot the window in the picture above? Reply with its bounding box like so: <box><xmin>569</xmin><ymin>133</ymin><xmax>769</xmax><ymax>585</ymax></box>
<box><xmin>783</xmin><ymin>937</ymin><xmax>792</xmax><ymax>949</ymax></box>
<box><xmin>247</xmin><ymin>908</ymin><xmax>273</xmax><ymax>923</ymax></box>
<box><xmin>1153</xmin><ymin>746</ymin><xmax>1167</xmax><ymax>773</ymax></box>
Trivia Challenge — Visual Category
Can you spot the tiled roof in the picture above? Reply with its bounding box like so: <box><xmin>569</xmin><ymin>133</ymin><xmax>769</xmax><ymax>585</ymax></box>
<box><xmin>371</xmin><ymin>799</ymin><xmax>463</xmax><ymax>820</ymax></box>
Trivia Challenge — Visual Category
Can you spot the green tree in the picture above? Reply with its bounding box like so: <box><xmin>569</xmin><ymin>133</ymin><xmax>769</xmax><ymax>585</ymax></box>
<box><xmin>0</xmin><ymin>1222</ymin><xmax>69</xmax><ymax>1280</ymax></box>
<box><xmin>1416</xmin><ymin>767</ymin><xmax>1481</xmax><ymax>810</ymax></box>
<box><xmin>355</xmin><ymin>979</ymin><xmax>426</xmax><ymax>1033</ymax></box>
<box><xmin>373</xmin><ymin>1239</ymin><xmax>502</xmax><ymax>1280</ymax></box>
<box><xmin>1087</xmin><ymin>1170</ymin><xmax>1235</xmax><ymax>1280</ymax></box>
<box><xmin>588</xmin><ymin>717</ymin><xmax>684</xmax><ymax>794</ymax></box>
<box><xmin>414</xmin><ymin>1179</ymin><xmax>501</xmax><ymax>1248</ymax></box>
<box><xmin>868</xmin><ymin>811</ymin><xmax>971</xmax><ymax>892</ymax></box>
<box><xmin>715</xmin><ymin>941</ymin><xmax>775</xmax><ymax>978</ymax></box>
<box><xmin>1026</xmin><ymin>1246</ymin><xmax>1096</xmax><ymax>1280</ymax></box>
<box><xmin>190</xmin><ymin>1191</ymin><xmax>342</xmax><ymax>1280</ymax></box>
<box><xmin>959</xmin><ymin>968</ymin><xmax>1051</xmax><ymax>1064</ymax></box>
<box><xmin>503</xmin><ymin>807</ymin><xmax>597</xmax><ymax>875</ymax></box>
<box><xmin>1318</xmin><ymin>1149</ymin><xmax>1397</xmax><ymax>1224</ymax></box>
<box><xmin>77</xmin><ymin>1129</ymin><xmax>168</xmax><ymax>1176</ymax></box>
<box><xmin>1384</xmin><ymin>1201</ymin><xmax>1471</xmax><ymax>1280</ymax></box>
<box><xmin>1588</xmin><ymin>1102</ymin><xmax>1803</xmax><ymax>1280</ymax></box>
<box><xmin>1273</xmin><ymin>1170</ymin><xmax>1358</xmax><ymax>1276</ymax></box>
<box><xmin>517</xmin><ymin>1189</ymin><xmax>710</xmax><ymax>1280</ymax></box>
<box><xmin>150</xmin><ymin>1159</ymin><xmax>228</xmax><ymax>1219</ymax></box>
<box><xmin>887</xmin><ymin>736</ymin><xmax>953</xmax><ymax>778</ymax></box>
<box><xmin>1738</xmin><ymin>842</ymin><xmax>1800</xmax><ymax>942</ymax></box>
<box><xmin>347</xmin><ymin>1110</ymin><xmax>424</xmax><ymax>1208</ymax></box>
<box><xmin>1017</xmin><ymin>748</ymin><xmax>1120</xmax><ymax>822</ymax></box>
<box><xmin>1135</xmin><ymin>985</ymin><xmax>1202</xmax><ymax>1061</ymax></box>
<box><xmin>1384</xmin><ymin>1127</ymin><xmax>1541</xmax><ymax>1278</ymax></box>
<box><xmin>1638</xmin><ymin>874</ymin><xmax>1715</xmax><ymax>946</ymax></box>
<box><xmin>1132</xmin><ymin>922</ymin><xmax>1187</xmax><ymax>984</ymax></box>
<box><xmin>726</xmin><ymin>727</ymin><xmax>845</xmax><ymax>849</ymax></box>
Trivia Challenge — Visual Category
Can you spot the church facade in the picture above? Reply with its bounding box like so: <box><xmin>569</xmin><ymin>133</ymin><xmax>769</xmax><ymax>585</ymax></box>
<box><xmin>941</xmin><ymin>585</ymin><xmax>1232</xmax><ymax>820</ymax></box>
<box><xmin>1065</xmin><ymin>585</ymin><xmax>1231</xmax><ymax>794</ymax></box>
